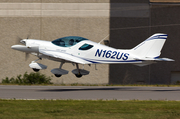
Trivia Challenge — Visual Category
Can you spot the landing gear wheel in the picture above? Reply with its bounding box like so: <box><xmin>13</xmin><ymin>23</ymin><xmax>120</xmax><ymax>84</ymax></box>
<box><xmin>75</xmin><ymin>74</ymin><xmax>82</xmax><ymax>78</ymax></box>
<box><xmin>32</xmin><ymin>68</ymin><xmax>40</xmax><ymax>72</ymax></box>
<box><xmin>54</xmin><ymin>74</ymin><xmax>62</xmax><ymax>77</ymax></box>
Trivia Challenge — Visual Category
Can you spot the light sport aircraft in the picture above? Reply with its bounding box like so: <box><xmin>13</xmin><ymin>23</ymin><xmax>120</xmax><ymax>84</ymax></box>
<box><xmin>11</xmin><ymin>33</ymin><xmax>174</xmax><ymax>78</ymax></box>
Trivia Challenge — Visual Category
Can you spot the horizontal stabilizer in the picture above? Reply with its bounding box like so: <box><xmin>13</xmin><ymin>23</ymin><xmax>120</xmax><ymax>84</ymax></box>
<box><xmin>154</xmin><ymin>58</ymin><xmax>174</xmax><ymax>61</ymax></box>
<box><xmin>135</xmin><ymin>57</ymin><xmax>174</xmax><ymax>61</ymax></box>
<box><xmin>133</xmin><ymin>63</ymin><xmax>153</xmax><ymax>67</ymax></box>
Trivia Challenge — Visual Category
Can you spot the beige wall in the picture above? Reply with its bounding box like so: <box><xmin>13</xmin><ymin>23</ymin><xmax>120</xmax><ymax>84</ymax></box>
<box><xmin>0</xmin><ymin>0</ymin><xmax>110</xmax><ymax>84</ymax></box>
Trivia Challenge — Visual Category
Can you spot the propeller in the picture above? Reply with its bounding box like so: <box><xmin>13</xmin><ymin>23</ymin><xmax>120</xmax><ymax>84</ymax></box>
<box><xmin>16</xmin><ymin>28</ymin><xmax>33</xmax><ymax>61</ymax></box>
<box><xmin>25</xmin><ymin>34</ymin><xmax>31</xmax><ymax>61</ymax></box>
<box><xmin>16</xmin><ymin>36</ymin><xmax>23</xmax><ymax>44</ymax></box>
<box><xmin>16</xmin><ymin>27</ymin><xmax>32</xmax><ymax>44</ymax></box>
<box><xmin>16</xmin><ymin>33</ymin><xmax>31</xmax><ymax>61</ymax></box>
<box><xmin>25</xmin><ymin>53</ymin><xmax>30</xmax><ymax>61</ymax></box>
<box><xmin>26</xmin><ymin>32</ymin><xmax>31</xmax><ymax>40</ymax></box>
<box><xmin>26</xmin><ymin>27</ymin><xmax>32</xmax><ymax>40</ymax></box>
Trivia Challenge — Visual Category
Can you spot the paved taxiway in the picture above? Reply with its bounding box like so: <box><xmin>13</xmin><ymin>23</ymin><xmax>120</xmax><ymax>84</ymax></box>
<box><xmin>0</xmin><ymin>85</ymin><xmax>180</xmax><ymax>100</ymax></box>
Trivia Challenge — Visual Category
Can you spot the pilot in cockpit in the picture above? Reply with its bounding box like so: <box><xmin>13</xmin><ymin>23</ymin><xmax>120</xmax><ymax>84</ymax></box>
<box><xmin>69</xmin><ymin>39</ymin><xmax>74</xmax><ymax>46</ymax></box>
<box><xmin>59</xmin><ymin>40</ymin><xmax>65</xmax><ymax>46</ymax></box>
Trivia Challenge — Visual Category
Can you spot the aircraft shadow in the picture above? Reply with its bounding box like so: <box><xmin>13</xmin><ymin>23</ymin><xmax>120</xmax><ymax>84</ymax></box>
<box><xmin>39</xmin><ymin>87</ymin><xmax>180</xmax><ymax>92</ymax></box>
<box><xmin>39</xmin><ymin>87</ymin><xmax>128</xmax><ymax>92</ymax></box>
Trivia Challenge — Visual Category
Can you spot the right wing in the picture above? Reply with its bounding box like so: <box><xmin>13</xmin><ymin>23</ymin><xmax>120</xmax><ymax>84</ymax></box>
<box><xmin>39</xmin><ymin>47</ymin><xmax>88</xmax><ymax>64</ymax></box>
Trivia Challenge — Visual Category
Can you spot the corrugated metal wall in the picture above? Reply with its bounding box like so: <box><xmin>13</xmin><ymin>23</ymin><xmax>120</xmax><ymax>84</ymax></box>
<box><xmin>109</xmin><ymin>0</ymin><xmax>180</xmax><ymax>84</ymax></box>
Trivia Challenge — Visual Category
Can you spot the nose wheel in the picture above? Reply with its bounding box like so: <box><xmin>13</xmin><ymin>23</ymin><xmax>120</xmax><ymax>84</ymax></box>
<box><xmin>29</xmin><ymin>59</ymin><xmax>47</xmax><ymax>72</ymax></box>
<box><xmin>32</xmin><ymin>68</ymin><xmax>40</xmax><ymax>72</ymax></box>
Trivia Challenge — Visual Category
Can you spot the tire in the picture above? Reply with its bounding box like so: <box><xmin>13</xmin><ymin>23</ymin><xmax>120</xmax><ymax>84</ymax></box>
<box><xmin>55</xmin><ymin>74</ymin><xmax>62</xmax><ymax>77</ymax></box>
<box><xmin>75</xmin><ymin>74</ymin><xmax>82</xmax><ymax>78</ymax></box>
<box><xmin>32</xmin><ymin>68</ymin><xmax>40</xmax><ymax>72</ymax></box>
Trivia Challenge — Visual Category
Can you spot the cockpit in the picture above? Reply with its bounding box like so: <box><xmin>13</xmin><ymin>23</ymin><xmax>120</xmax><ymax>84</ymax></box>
<box><xmin>52</xmin><ymin>36</ymin><xmax>89</xmax><ymax>47</ymax></box>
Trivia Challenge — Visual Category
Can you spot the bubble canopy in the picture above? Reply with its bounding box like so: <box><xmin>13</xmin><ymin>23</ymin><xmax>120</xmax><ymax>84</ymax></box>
<box><xmin>52</xmin><ymin>36</ymin><xmax>89</xmax><ymax>47</ymax></box>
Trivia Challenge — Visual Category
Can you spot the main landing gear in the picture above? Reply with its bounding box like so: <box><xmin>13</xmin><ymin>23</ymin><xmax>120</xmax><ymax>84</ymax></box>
<box><xmin>29</xmin><ymin>59</ymin><xmax>90</xmax><ymax>78</ymax></box>
<box><xmin>74</xmin><ymin>64</ymin><xmax>82</xmax><ymax>78</ymax></box>
<box><xmin>54</xmin><ymin>74</ymin><xmax>62</xmax><ymax>77</ymax></box>
<box><xmin>75</xmin><ymin>74</ymin><xmax>82</xmax><ymax>78</ymax></box>
<box><xmin>71</xmin><ymin>63</ymin><xmax>89</xmax><ymax>78</ymax></box>
<box><xmin>51</xmin><ymin>62</ymin><xmax>89</xmax><ymax>78</ymax></box>
<box><xmin>51</xmin><ymin>62</ymin><xmax>68</xmax><ymax>78</ymax></box>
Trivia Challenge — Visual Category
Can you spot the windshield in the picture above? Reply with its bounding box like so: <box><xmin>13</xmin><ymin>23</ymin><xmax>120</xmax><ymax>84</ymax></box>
<box><xmin>52</xmin><ymin>36</ymin><xmax>89</xmax><ymax>47</ymax></box>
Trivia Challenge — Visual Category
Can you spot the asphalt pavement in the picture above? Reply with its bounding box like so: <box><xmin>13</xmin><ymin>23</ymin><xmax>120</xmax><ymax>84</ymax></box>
<box><xmin>0</xmin><ymin>85</ymin><xmax>180</xmax><ymax>100</ymax></box>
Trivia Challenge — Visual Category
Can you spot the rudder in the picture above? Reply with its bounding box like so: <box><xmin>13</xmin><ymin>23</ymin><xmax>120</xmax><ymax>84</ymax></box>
<box><xmin>131</xmin><ymin>33</ymin><xmax>167</xmax><ymax>58</ymax></box>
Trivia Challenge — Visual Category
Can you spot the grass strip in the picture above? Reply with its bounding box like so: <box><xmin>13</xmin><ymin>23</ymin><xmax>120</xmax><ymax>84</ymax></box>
<box><xmin>0</xmin><ymin>99</ymin><xmax>180</xmax><ymax>119</ymax></box>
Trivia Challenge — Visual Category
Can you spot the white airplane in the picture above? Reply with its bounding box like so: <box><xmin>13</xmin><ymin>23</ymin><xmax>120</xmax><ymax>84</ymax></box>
<box><xmin>11</xmin><ymin>33</ymin><xmax>174</xmax><ymax>78</ymax></box>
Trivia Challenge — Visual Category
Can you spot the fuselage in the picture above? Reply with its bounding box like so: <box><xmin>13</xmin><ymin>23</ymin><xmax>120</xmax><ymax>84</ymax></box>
<box><xmin>12</xmin><ymin>38</ymin><xmax>143</xmax><ymax>64</ymax></box>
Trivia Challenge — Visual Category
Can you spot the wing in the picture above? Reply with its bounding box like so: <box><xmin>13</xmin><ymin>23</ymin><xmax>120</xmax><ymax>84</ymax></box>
<box><xmin>39</xmin><ymin>47</ymin><xmax>88</xmax><ymax>64</ymax></box>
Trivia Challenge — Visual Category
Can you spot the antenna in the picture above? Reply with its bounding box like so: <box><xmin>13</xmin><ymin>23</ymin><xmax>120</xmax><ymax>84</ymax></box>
<box><xmin>98</xmin><ymin>34</ymin><xmax>109</xmax><ymax>44</ymax></box>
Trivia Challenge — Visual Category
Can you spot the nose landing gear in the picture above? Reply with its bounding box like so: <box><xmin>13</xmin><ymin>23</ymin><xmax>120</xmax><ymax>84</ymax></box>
<box><xmin>29</xmin><ymin>59</ymin><xmax>47</xmax><ymax>72</ymax></box>
<box><xmin>32</xmin><ymin>68</ymin><xmax>40</xmax><ymax>72</ymax></box>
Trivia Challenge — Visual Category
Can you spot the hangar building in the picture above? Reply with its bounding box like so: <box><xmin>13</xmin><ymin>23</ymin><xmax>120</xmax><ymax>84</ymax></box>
<box><xmin>110</xmin><ymin>0</ymin><xmax>180</xmax><ymax>84</ymax></box>
<box><xmin>0</xmin><ymin>0</ymin><xmax>179</xmax><ymax>84</ymax></box>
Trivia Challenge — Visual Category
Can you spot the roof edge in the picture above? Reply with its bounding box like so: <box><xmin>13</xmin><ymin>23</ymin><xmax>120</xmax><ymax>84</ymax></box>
<box><xmin>150</xmin><ymin>0</ymin><xmax>180</xmax><ymax>3</ymax></box>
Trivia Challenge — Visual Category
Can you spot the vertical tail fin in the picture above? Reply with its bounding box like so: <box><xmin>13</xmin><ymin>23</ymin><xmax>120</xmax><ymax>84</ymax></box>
<box><xmin>132</xmin><ymin>33</ymin><xmax>167</xmax><ymax>58</ymax></box>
